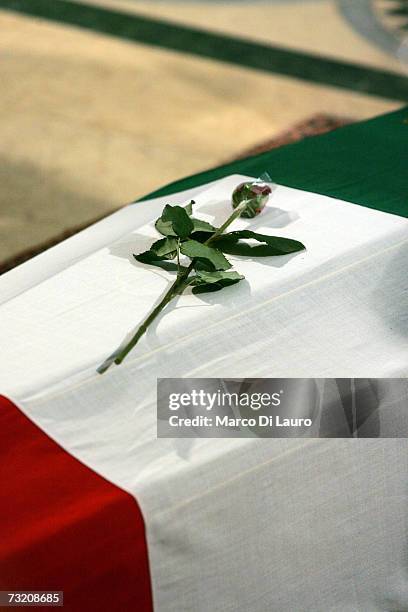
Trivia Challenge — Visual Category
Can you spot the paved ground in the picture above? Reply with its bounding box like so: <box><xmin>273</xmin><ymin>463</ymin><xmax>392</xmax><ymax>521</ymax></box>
<box><xmin>0</xmin><ymin>0</ymin><xmax>406</xmax><ymax>263</ymax></box>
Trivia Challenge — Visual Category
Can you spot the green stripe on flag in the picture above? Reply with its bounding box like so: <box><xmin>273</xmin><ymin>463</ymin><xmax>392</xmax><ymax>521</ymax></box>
<box><xmin>1</xmin><ymin>0</ymin><xmax>408</xmax><ymax>101</ymax></box>
<box><xmin>141</xmin><ymin>107</ymin><xmax>408</xmax><ymax>219</ymax></box>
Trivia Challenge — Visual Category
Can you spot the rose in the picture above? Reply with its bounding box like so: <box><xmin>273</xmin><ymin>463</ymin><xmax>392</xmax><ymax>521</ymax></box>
<box><xmin>98</xmin><ymin>179</ymin><xmax>304</xmax><ymax>373</ymax></box>
<box><xmin>232</xmin><ymin>181</ymin><xmax>272</xmax><ymax>218</ymax></box>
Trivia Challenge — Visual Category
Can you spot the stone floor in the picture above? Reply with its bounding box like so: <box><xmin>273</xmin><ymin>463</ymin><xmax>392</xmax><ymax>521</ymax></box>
<box><xmin>0</xmin><ymin>1</ymin><xmax>404</xmax><ymax>263</ymax></box>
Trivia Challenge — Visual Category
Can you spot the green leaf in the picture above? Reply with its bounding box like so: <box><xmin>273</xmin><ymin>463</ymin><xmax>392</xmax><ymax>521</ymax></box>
<box><xmin>156</xmin><ymin>204</ymin><xmax>194</xmax><ymax>238</ymax></box>
<box><xmin>155</xmin><ymin>217</ymin><xmax>176</xmax><ymax>237</ymax></box>
<box><xmin>214</xmin><ymin>230</ymin><xmax>305</xmax><ymax>257</ymax></box>
<box><xmin>184</xmin><ymin>200</ymin><xmax>194</xmax><ymax>215</ymax></box>
<box><xmin>162</xmin><ymin>205</ymin><xmax>194</xmax><ymax>238</ymax></box>
<box><xmin>193</xmin><ymin>258</ymin><xmax>216</xmax><ymax>272</ymax></box>
<box><xmin>192</xmin><ymin>270</ymin><xmax>244</xmax><ymax>285</ymax></box>
<box><xmin>191</xmin><ymin>218</ymin><xmax>217</xmax><ymax>233</ymax></box>
<box><xmin>180</xmin><ymin>240</ymin><xmax>232</xmax><ymax>271</ymax></box>
<box><xmin>134</xmin><ymin>250</ymin><xmax>181</xmax><ymax>272</ymax></box>
<box><xmin>191</xmin><ymin>271</ymin><xmax>244</xmax><ymax>294</ymax></box>
<box><xmin>150</xmin><ymin>237</ymin><xmax>178</xmax><ymax>259</ymax></box>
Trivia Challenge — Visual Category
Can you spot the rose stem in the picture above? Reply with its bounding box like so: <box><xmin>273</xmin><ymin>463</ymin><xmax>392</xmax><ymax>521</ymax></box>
<box><xmin>99</xmin><ymin>201</ymin><xmax>247</xmax><ymax>372</ymax></box>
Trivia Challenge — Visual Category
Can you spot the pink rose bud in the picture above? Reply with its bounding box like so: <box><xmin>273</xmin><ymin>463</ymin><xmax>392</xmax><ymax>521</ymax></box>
<box><xmin>232</xmin><ymin>180</ymin><xmax>272</xmax><ymax>218</ymax></box>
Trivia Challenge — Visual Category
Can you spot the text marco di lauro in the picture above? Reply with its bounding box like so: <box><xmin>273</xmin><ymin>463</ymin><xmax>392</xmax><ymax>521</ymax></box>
<box><xmin>169</xmin><ymin>415</ymin><xmax>313</xmax><ymax>427</ymax></box>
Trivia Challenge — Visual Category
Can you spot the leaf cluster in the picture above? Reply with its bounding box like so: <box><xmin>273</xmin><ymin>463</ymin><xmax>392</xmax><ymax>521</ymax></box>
<box><xmin>134</xmin><ymin>201</ymin><xmax>305</xmax><ymax>294</ymax></box>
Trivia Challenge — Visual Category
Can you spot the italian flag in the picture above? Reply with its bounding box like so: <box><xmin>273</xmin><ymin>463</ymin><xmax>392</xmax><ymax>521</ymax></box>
<box><xmin>1</xmin><ymin>110</ymin><xmax>408</xmax><ymax>611</ymax></box>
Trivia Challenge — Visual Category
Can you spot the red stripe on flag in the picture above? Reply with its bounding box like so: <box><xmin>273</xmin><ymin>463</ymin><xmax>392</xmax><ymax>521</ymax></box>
<box><xmin>0</xmin><ymin>395</ymin><xmax>153</xmax><ymax>611</ymax></box>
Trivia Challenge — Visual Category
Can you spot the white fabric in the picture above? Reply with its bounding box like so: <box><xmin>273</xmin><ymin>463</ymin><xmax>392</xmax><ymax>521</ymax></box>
<box><xmin>1</xmin><ymin>175</ymin><xmax>408</xmax><ymax>611</ymax></box>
